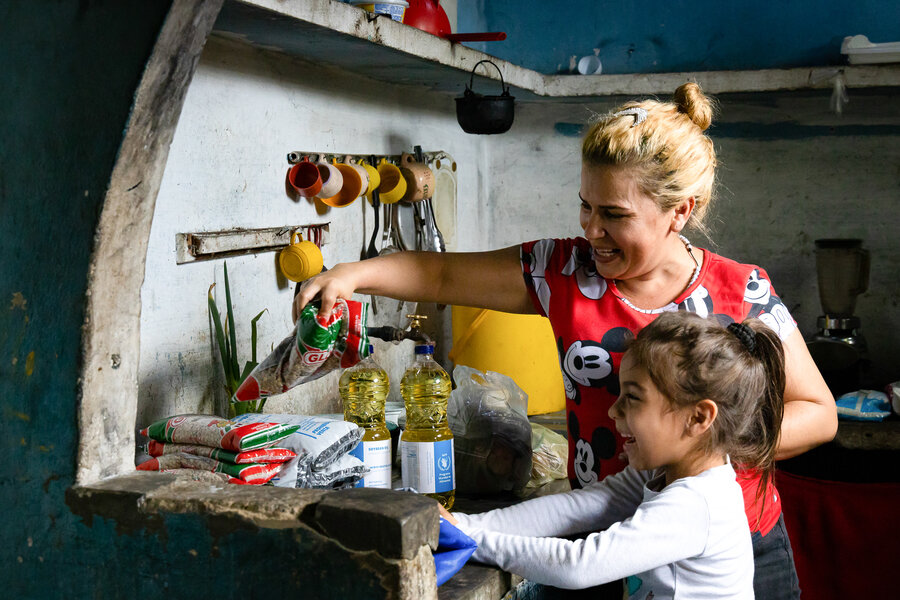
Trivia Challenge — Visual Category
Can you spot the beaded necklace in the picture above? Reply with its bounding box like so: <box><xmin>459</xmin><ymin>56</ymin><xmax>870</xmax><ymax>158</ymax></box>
<box><xmin>614</xmin><ymin>234</ymin><xmax>701</xmax><ymax>314</ymax></box>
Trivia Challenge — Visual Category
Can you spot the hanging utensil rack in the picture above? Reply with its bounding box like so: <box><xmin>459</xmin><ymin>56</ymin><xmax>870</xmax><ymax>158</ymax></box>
<box><xmin>286</xmin><ymin>150</ymin><xmax>456</xmax><ymax>170</ymax></box>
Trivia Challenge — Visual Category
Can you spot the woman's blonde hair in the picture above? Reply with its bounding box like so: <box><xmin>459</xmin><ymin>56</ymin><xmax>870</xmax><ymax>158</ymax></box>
<box><xmin>582</xmin><ymin>82</ymin><xmax>717</xmax><ymax>234</ymax></box>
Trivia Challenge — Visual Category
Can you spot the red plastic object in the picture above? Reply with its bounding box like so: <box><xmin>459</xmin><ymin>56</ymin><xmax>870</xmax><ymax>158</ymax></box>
<box><xmin>403</xmin><ymin>0</ymin><xmax>451</xmax><ymax>38</ymax></box>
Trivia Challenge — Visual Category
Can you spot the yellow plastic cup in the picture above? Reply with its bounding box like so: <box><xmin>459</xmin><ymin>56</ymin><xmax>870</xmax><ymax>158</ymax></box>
<box><xmin>359</xmin><ymin>159</ymin><xmax>381</xmax><ymax>199</ymax></box>
<box><xmin>376</xmin><ymin>158</ymin><xmax>407</xmax><ymax>204</ymax></box>
<box><xmin>279</xmin><ymin>232</ymin><xmax>324</xmax><ymax>282</ymax></box>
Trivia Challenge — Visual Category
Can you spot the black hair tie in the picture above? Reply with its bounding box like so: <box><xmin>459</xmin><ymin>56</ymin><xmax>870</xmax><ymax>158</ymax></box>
<box><xmin>727</xmin><ymin>322</ymin><xmax>757</xmax><ymax>353</ymax></box>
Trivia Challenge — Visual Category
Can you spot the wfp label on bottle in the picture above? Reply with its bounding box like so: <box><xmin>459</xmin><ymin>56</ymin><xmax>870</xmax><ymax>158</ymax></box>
<box><xmin>399</xmin><ymin>439</ymin><xmax>454</xmax><ymax>493</ymax></box>
<box><xmin>350</xmin><ymin>440</ymin><xmax>392</xmax><ymax>489</ymax></box>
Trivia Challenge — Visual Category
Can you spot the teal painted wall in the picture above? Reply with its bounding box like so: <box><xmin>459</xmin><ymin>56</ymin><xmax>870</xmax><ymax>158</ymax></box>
<box><xmin>0</xmin><ymin>2</ymin><xmax>390</xmax><ymax>598</ymax></box>
<box><xmin>457</xmin><ymin>0</ymin><xmax>900</xmax><ymax>74</ymax></box>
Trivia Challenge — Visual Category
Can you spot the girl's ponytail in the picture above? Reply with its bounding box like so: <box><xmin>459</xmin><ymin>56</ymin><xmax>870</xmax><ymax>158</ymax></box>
<box><xmin>735</xmin><ymin>320</ymin><xmax>785</xmax><ymax>519</ymax></box>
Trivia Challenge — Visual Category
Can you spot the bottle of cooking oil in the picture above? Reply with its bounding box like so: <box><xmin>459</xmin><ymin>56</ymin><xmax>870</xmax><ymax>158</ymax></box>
<box><xmin>400</xmin><ymin>340</ymin><xmax>455</xmax><ymax>508</ymax></box>
<box><xmin>340</xmin><ymin>344</ymin><xmax>392</xmax><ymax>489</ymax></box>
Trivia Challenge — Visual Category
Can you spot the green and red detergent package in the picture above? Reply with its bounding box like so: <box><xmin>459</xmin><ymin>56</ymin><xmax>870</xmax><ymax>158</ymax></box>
<box><xmin>233</xmin><ymin>299</ymin><xmax>370</xmax><ymax>404</ymax></box>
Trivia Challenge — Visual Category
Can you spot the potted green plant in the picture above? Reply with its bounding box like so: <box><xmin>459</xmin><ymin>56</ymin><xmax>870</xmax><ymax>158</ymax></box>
<box><xmin>208</xmin><ymin>262</ymin><xmax>267</xmax><ymax>417</ymax></box>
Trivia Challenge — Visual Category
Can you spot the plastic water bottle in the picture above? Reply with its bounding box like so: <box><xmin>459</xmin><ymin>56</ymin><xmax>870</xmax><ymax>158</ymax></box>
<box><xmin>400</xmin><ymin>343</ymin><xmax>455</xmax><ymax>508</ymax></box>
<box><xmin>340</xmin><ymin>345</ymin><xmax>392</xmax><ymax>489</ymax></box>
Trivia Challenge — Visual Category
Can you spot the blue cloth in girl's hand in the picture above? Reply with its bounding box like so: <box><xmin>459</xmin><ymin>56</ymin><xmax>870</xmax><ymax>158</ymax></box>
<box><xmin>435</xmin><ymin>517</ymin><xmax>478</xmax><ymax>586</ymax></box>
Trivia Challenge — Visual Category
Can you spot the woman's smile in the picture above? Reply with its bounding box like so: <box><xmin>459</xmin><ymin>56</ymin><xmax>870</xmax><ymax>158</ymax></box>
<box><xmin>592</xmin><ymin>247</ymin><xmax>621</xmax><ymax>263</ymax></box>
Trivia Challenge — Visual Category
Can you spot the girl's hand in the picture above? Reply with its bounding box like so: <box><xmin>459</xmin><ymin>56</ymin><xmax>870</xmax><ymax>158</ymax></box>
<box><xmin>438</xmin><ymin>504</ymin><xmax>458</xmax><ymax>525</ymax></box>
<box><xmin>292</xmin><ymin>263</ymin><xmax>360</xmax><ymax>323</ymax></box>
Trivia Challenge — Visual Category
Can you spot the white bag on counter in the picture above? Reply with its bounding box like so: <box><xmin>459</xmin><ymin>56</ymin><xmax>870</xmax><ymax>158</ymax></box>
<box><xmin>298</xmin><ymin>453</ymin><xmax>368</xmax><ymax>489</ymax></box>
<box><xmin>835</xmin><ymin>389</ymin><xmax>891</xmax><ymax>421</ymax></box>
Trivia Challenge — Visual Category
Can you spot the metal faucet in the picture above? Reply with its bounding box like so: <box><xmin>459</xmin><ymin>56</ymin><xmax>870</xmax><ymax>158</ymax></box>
<box><xmin>367</xmin><ymin>314</ymin><xmax>433</xmax><ymax>344</ymax></box>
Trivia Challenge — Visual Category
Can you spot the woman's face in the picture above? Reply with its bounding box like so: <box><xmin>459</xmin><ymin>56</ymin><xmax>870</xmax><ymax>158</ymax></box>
<box><xmin>579</xmin><ymin>164</ymin><xmax>677</xmax><ymax>281</ymax></box>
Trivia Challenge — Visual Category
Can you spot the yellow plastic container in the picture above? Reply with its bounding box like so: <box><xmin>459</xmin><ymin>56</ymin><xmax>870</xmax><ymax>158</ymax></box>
<box><xmin>449</xmin><ymin>306</ymin><xmax>565</xmax><ymax>416</ymax></box>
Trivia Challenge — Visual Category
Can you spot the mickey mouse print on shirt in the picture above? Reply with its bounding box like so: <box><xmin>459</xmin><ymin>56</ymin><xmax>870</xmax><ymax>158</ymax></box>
<box><xmin>744</xmin><ymin>268</ymin><xmax>797</xmax><ymax>340</ymax></box>
<box><xmin>521</xmin><ymin>238</ymin><xmax>798</xmax><ymax>488</ymax></box>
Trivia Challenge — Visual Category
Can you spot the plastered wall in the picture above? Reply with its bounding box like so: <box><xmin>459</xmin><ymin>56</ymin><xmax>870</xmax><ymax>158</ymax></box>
<box><xmin>138</xmin><ymin>35</ymin><xmax>491</xmax><ymax>425</ymax></box>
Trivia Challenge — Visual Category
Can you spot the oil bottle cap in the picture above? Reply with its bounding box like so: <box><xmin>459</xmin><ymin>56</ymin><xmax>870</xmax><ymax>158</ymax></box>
<box><xmin>414</xmin><ymin>343</ymin><xmax>435</xmax><ymax>355</ymax></box>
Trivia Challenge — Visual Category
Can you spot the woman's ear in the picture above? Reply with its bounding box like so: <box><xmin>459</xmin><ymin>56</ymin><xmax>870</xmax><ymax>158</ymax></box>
<box><xmin>671</xmin><ymin>197</ymin><xmax>696</xmax><ymax>232</ymax></box>
<box><xmin>686</xmin><ymin>399</ymin><xmax>718</xmax><ymax>436</ymax></box>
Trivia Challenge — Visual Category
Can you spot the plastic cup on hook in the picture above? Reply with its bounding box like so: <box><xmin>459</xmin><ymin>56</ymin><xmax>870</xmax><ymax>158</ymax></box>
<box><xmin>315</xmin><ymin>156</ymin><xmax>344</xmax><ymax>201</ymax></box>
<box><xmin>376</xmin><ymin>158</ymin><xmax>407</xmax><ymax>204</ymax></box>
<box><xmin>279</xmin><ymin>231</ymin><xmax>324</xmax><ymax>282</ymax></box>
<box><xmin>359</xmin><ymin>159</ymin><xmax>381</xmax><ymax>199</ymax></box>
<box><xmin>320</xmin><ymin>157</ymin><xmax>363</xmax><ymax>207</ymax></box>
<box><xmin>287</xmin><ymin>156</ymin><xmax>323</xmax><ymax>198</ymax></box>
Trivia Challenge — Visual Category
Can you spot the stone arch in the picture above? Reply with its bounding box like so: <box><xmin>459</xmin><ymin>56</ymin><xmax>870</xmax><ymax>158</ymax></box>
<box><xmin>76</xmin><ymin>0</ymin><xmax>224</xmax><ymax>484</ymax></box>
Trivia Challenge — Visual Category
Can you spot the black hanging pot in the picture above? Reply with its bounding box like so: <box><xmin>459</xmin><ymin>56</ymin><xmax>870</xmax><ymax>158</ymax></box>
<box><xmin>455</xmin><ymin>60</ymin><xmax>515</xmax><ymax>135</ymax></box>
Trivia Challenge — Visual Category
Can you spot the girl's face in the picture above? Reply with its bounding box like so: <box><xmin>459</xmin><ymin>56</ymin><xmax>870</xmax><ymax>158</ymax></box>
<box><xmin>579</xmin><ymin>164</ymin><xmax>677</xmax><ymax>281</ymax></box>
<box><xmin>608</xmin><ymin>352</ymin><xmax>695</xmax><ymax>476</ymax></box>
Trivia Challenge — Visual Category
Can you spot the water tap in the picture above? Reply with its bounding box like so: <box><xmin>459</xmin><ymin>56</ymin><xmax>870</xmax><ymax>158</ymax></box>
<box><xmin>367</xmin><ymin>314</ymin><xmax>433</xmax><ymax>344</ymax></box>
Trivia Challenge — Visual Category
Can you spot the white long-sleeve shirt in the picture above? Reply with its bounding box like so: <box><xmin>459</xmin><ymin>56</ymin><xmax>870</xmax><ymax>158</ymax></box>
<box><xmin>453</xmin><ymin>463</ymin><xmax>754</xmax><ymax>600</ymax></box>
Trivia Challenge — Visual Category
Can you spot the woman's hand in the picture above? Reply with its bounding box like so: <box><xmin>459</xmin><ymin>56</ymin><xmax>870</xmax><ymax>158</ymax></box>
<box><xmin>292</xmin><ymin>262</ymin><xmax>361</xmax><ymax>323</ymax></box>
<box><xmin>438</xmin><ymin>504</ymin><xmax>458</xmax><ymax>525</ymax></box>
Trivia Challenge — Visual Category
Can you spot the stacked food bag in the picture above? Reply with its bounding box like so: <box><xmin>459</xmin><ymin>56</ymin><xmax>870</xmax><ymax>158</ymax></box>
<box><xmin>231</xmin><ymin>413</ymin><xmax>369</xmax><ymax>490</ymax></box>
<box><xmin>136</xmin><ymin>413</ymin><xmax>370</xmax><ymax>489</ymax></box>
<box><xmin>136</xmin><ymin>414</ymin><xmax>301</xmax><ymax>485</ymax></box>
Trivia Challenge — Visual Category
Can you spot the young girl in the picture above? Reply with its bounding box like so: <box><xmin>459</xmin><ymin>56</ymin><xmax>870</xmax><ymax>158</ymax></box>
<box><xmin>442</xmin><ymin>311</ymin><xmax>785</xmax><ymax>599</ymax></box>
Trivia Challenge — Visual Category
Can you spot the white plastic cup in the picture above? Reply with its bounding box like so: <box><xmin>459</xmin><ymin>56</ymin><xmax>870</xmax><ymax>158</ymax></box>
<box><xmin>577</xmin><ymin>55</ymin><xmax>603</xmax><ymax>75</ymax></box>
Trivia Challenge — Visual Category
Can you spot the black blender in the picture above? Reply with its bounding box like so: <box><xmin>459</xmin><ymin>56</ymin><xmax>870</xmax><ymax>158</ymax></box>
<box><xmin>806</xmin><ymin>238</ymin><xmax>870</xmax><ymax>396</ymax></box>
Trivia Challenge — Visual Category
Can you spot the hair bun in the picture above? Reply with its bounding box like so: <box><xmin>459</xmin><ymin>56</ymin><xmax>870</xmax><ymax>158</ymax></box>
<box><xmin>673</xmin><ymin>82</ymin><xmax>713</xmax><ymax>131</ymax></box>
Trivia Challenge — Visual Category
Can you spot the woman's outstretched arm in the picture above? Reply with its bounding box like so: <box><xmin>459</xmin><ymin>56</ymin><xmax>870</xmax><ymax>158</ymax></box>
<box><xmin>292</xmin><ymin>246</ymin><xmax>535</xmax><ymax>321</ymax></box>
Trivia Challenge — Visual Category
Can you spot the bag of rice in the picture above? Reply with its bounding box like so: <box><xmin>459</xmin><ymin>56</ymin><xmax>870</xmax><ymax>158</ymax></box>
<box><xmin>136</xmin><ymin>453</ymin><xmax>283</xmax><ymax>484</ymax></box>
<box><xmin>139</xmin><ymin>414</ymin><xmax>298</xmax><ymax>452</ymax></box>
<box><xmin>233</xmin><ymin>299</ymin><xmax>369</xmax><ymax>404</ymax></box>
<box><xmin>145</xmin><ymin>440</ymin><xmax>298</xmax><ymax>464</ymax></box>
<box><xmin>232</xmin><ymin>413</ymin><xmax>362</xmax><ymax>471</ymax></box>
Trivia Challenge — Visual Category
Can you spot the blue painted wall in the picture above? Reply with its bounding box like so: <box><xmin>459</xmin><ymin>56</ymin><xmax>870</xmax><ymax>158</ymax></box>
<box><xmin>458</xmin><ymin>0</ymin><xmax>900</xmax><ymax>74</ymax></box>
<box><xmin>0</xmin><ymin>2</ymin><xmax>389</xmax><ymax>598</ymax></box>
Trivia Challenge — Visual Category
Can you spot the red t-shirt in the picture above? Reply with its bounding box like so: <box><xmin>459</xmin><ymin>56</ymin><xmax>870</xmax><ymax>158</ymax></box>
<box><xmin>520</xmin><ymin>237</ymin><xmax>795</xmax><ymax>534</ymax></box>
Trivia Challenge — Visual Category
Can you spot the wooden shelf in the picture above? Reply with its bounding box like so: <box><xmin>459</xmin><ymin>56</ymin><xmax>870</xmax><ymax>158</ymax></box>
<box><xmin>213</xmin><ymin>0</ymin><xmax>900</xmax><ymax>99</ymax></box>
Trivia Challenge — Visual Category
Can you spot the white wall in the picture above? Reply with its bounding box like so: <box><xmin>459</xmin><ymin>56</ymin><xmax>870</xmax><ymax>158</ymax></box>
<box><xmin>138</xmin><ymin>36</ymin><xmax>490</xmax><ymax>426</ymax></box>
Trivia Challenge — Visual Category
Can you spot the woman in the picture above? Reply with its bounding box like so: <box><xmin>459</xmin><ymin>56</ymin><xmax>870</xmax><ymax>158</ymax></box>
<box><xmin>294</xmin><ymin>83</ymin><xmax>837</xmax><ymax>598</ymax></box>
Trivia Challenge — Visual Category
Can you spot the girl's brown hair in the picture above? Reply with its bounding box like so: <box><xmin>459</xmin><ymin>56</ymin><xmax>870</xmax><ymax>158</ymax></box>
<box><xmin>628</xmin><ymin>311</ymin><xmax>785</xmax><ymax>520</ymax></box>
<box><xmin>582</xmin><ymin>82</ymin><xmax>718</xmax><ymax>236</ymax></box>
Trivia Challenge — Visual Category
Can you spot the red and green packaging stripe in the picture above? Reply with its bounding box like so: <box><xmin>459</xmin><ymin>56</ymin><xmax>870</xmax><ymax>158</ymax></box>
<box><xmin>139</xmin><ymin>414</ymin><xmax>299</xmax><ymax>451</ymax></box>
<box><xmin>137</xmin><ymin>454</ymin><xmax>284</xmax><ymax>485</ymax></box>
<box><xmin>146</xmin><ymin>440</ymin><xmax>296</xmax><ymax>464</ymax></box>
